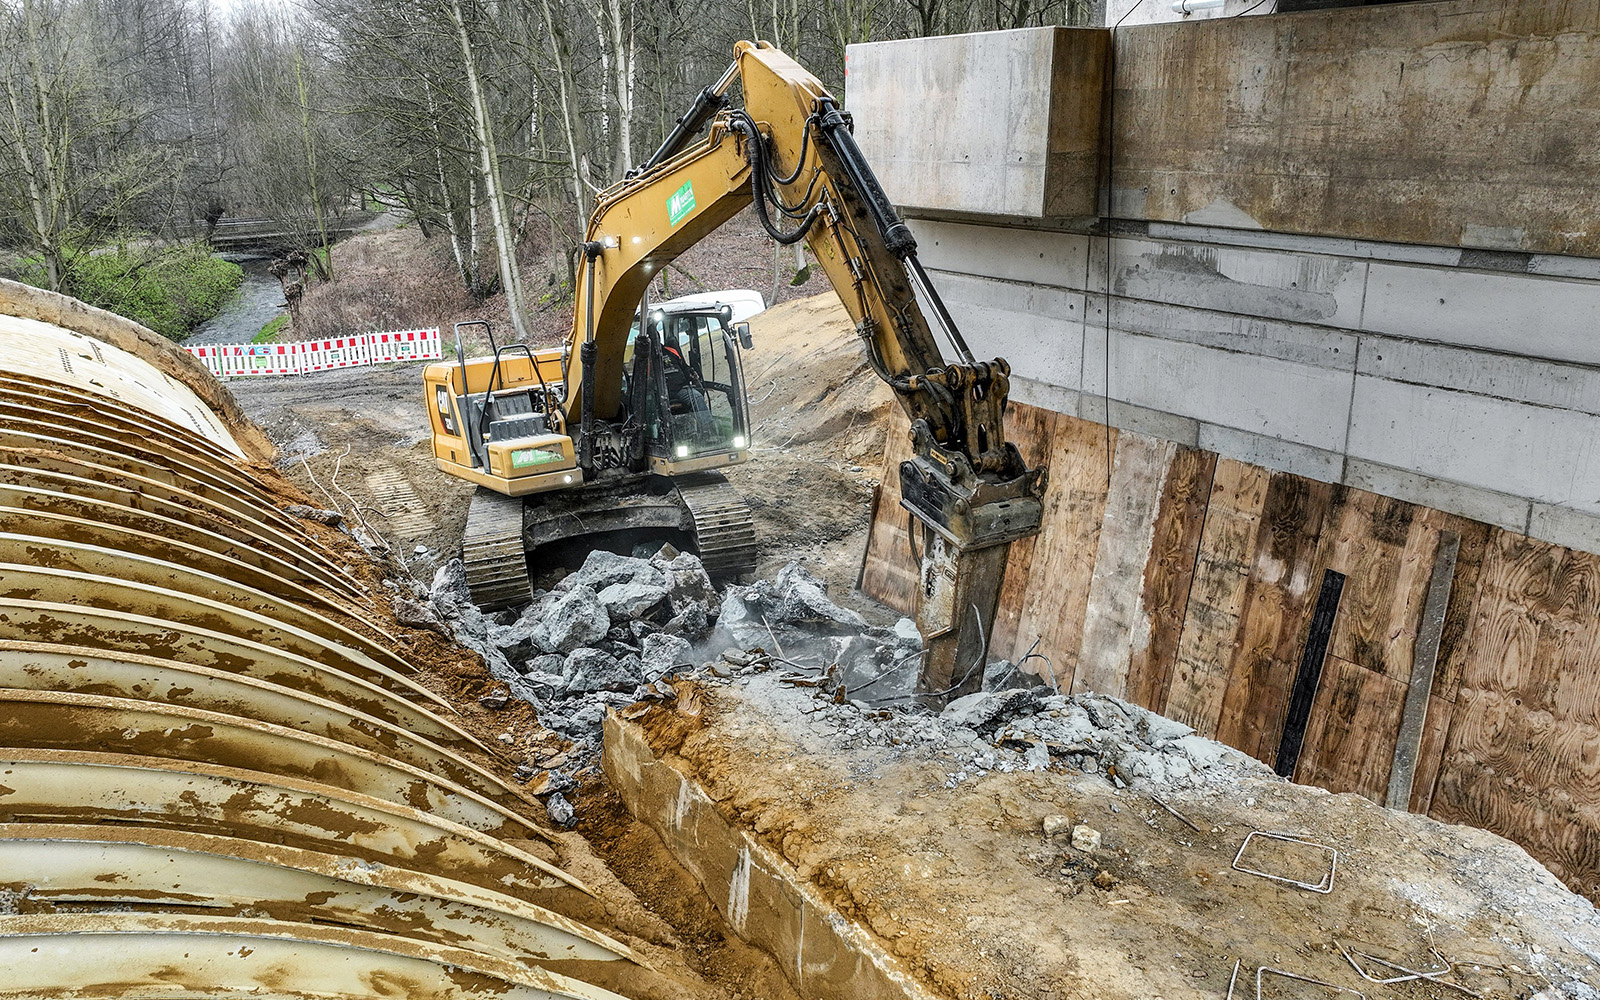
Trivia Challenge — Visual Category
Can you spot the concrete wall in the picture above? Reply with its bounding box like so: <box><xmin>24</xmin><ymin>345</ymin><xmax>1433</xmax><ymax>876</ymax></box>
<box><xmin>911</xmin><ymin>218</ymin><xmax>1600</xmax><ymax>552</ymax></box>
<box><xmin>847</xmin><ymin>28</ymin><xmax>1107</xmax><ymax>221</ymax></box>
<box><xmin>1116</xmin><ymin>0</ymin><xmax>1600</xmax><ymax>256</ymax></box>
<box><xmin>847</xmin><ymin>2</ymin><xmax>1600</xmax><ymax>555</ymax></box>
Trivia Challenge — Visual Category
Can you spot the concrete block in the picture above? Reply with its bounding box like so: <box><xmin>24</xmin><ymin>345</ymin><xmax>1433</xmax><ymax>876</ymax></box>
<box><xmin>1530</xmin><ymin>504</ymin><xmax>1600</xmax><ymax>557</ymax></box>
<box><xmin>925</xmin><ymin>270</ymin><xmax>1085</xmax><ymax>389</ymax></box>
<box><xmin>1091</xmin><ymin>330</ymin><xmax>1356</xmax><ymax>454</ymax></box>
<box><xmin>910</xmin><ymin>219</ymin><xmax>1089</xmax><ymax>288</ymax></box>
<box><xmin>1344</xmin><ymin>458</ymin><xmax>1531</xmax><ymax>535</ymax></box>
<box><xmin>1361</xmin><ymin>263</ymin><xmax>1600</xmax><ymax>367</ymax></box>
<box><xmin>1009</xmin><ymin>375</ymin><xmax>1085</xmax><ymax>419</ymax></box>
<box><xmin>1114</xmin><ymin>1</ymin><xmax>1600</xmax><ymax>256</ymax></box>
<box><xmin>1358</xmin><ymin>335</ymin><xmax>1600</xmax><ymax>418</ymax></box>
<box><xmin>847</xmin><ymin>27</ymin><xmax>1107</xmax><ymax>219</ymax></box>
<box><xmin>602</xmin><ymin>713</ymin><xmax>939</xmax><ymax>1000</ymax></box>
<box><xmin>1110</xmin><ymin>297</ymin><xmax>1358</xmax><ymax>372</ymax></box>
<box><xmin>1346</xmin><ymin>376</ymin><xmax>1600</xmax><ymax>518</ymax></box>
<box><xmin>1098</xmin><ymin>236</ymin><xmax>1367</xmax><ymax>329</ymax></box>
<box><xmin>1195</xmin><ymin>423</ymin><xmax>1345</xmax><ymax>483</ymax></box>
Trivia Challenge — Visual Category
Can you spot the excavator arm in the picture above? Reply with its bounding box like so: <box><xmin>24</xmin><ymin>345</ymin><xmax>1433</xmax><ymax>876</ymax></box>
<box><xmin>565</xmin><ymin>41</ymin><xmax>1048</xmax><ymax>701</ymax></box>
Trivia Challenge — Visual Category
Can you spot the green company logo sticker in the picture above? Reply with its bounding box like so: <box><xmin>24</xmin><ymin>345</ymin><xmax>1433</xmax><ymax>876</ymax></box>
<box><xmin>512</xmin><ymin>448</ymin><xmax>562</xmax><ymax>469</ymax></box>
<box><xmin>667</xmin><ymin>181</ymin><xmax>695</xmax><ymax>226</ymax></box>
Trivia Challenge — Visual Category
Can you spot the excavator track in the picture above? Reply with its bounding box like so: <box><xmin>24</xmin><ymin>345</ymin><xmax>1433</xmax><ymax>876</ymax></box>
<box><xmin>677</xmin><ymin>472</ymin><xmax>758</xmax><ymax>578</ymax></box>
<box><xmin>461</xmin><ymin>488</ymin><xmax>531</xmax><ymax>611</ymax></box>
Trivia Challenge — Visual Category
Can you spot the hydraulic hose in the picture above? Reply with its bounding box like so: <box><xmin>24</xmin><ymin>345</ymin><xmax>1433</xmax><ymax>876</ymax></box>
<box><xmin>734</xmin><ymin>111</ymin><xmax>822</xmax><ymax>245</ymax></box>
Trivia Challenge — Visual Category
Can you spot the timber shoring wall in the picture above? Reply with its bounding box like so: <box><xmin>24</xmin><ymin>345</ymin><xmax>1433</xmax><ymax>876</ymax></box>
<box><xmin>863</xmin><ymin>401</ymin><xmax>1600</xmax><ymax>901</ymax></box>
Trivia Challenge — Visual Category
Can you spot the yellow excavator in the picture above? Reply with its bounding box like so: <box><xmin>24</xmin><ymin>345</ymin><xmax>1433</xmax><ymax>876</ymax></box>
<box><xmin>424</xmin><ymin>41</ymin><xmax>1047</xmax><ymax>698</ymax></box>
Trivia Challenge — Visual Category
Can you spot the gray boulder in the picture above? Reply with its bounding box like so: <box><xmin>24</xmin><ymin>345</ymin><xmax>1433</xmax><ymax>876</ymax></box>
<box><xmin>597</xmin><ymin>579</ymin><xmax>670</xmax><ymax>620</ymax></box>
<box><xmin>572</xmin><ymin>550</ymin><xmax>665</xmax><ymax>591</ymax></box>
<box><xmin>656</xmin><ymin>551</ymin><xmax>717</xmax><ymax>615</ymax></box>
<box><xmin>534</xmin><ymin>585</ymin><xmax>610</xmax><ymax>654</ymax></box>
<box><xmin>664</xmin><ymin>601</ymin><xmax>712</xmax><ymax>640</ymax></box>
<box><xmin>770</xmin><ymin>562</ymin><xmax>865</xmax><ymax>631</ymax></box>
<box><xmin>563</xmin><ymin>647</ymin><xmax>644</xmax><ymax>693</ymax></box>
<box><xmin>641</xmin><ymin>632</ymin><xmax>692</xmax><ymax>681</ymax></box>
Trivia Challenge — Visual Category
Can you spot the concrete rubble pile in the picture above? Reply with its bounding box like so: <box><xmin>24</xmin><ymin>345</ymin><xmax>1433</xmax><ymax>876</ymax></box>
<box><xmin>428</xmin><ymin>553</ymin><xmax>1264</xmax><ymax>823</ymax></box>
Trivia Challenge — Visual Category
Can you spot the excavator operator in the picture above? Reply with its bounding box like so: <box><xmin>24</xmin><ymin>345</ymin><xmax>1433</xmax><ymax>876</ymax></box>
<box><xmin>660</xmin><ymin>323</ymin><xmax>716</xmax><ymax>443</ymax></box>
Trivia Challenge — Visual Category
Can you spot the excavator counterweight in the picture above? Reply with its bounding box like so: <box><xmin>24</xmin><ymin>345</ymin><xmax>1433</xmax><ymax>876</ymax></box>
<box><xmin>425</xmin><ymin>41</ymin><xmax>1047</xmax><ymax>702</ymax></box>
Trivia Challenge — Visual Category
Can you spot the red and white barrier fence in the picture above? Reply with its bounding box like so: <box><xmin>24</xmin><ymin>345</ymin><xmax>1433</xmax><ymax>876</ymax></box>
<box><xmin>185</xmin><ymin>328</ymin><xmax>440</xmax><ymax>378</ymax></box>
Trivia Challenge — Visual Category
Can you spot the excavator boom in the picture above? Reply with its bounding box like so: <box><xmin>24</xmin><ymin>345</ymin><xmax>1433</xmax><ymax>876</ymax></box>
<box><xmin>564</xmin><ymin>42</ymin><xmax>1048</xmax><ymax>700</ymax></box>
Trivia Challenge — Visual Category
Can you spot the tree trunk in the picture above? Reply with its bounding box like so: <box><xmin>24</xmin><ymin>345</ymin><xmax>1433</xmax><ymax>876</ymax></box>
<box><xmin>450</xmin><ymin>0</ymin><xmax>532</xmax><ymax>340</ymax></box>
<box><xmin>293</xmin><ymin>50</ymin><xmax>334</xmax><ymax>282</ymax></box>
<box><xmin>536</xmin><ymin>0</ymin><xmax>592</xmax><ymax>232</ymax></box>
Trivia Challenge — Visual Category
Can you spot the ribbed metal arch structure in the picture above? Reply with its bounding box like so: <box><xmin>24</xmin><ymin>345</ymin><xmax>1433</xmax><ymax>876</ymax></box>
<box><xmin>0</xmin><ymin>306</ymin><xmax>659</xmax><ymax>998</ymax></box>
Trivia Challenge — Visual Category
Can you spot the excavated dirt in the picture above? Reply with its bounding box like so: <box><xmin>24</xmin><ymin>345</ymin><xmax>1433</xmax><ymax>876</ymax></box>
<box><xmin>625</xmin><ymin>675</ymin><xmax>1600</xmax><ymax>1000</ymax></box>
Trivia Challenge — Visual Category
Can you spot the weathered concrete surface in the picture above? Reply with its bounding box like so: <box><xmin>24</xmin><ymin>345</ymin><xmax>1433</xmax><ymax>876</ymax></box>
<box><xmin>848</xmin><ymin>27</ymin><xmax>1107</xmax><ymax>221</ymax></box>
<box><xmin>854</xmin><ymin>3</ymin><xmax>1600</xmax><ymax>258</ymax></box>
<box><xmin>909</xmin><ymin>215</ymin><xmax>1600</xmax><ymax>551</ymax></box>
<box><xmin>1117</xmin><ymin>0</ymin><xmax>1600</xmax><ymax>256</ymax></box>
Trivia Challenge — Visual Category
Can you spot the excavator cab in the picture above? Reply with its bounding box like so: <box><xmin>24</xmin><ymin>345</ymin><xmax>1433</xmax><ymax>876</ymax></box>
<box><xmin>636</xmin><ymin>303</ymin><xmax>751</xmax><ymax>468</ymax></box>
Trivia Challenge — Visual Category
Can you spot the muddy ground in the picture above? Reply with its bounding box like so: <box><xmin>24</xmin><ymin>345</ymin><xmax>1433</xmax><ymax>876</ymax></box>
<box><xmin>627</xmin><ymin>675</ymin><xmax>1600</xmax><ymax>1000</ymax></box>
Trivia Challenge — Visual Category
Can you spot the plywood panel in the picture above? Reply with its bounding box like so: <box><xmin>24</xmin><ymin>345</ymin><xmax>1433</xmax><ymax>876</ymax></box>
<box><xmin>1165</xmin><ymin>459</ymin><xmax>1270</xmax><ymax>738</ymax></box>
<box><xmin>1215</xmin><ymin>476</ymin><xmax>1338</xmax><ymax>764</ymax></box>
<box><xmin>1407</xmin><ymin>694</ymin><xmax>1455</xmax><ymax>815</ymax></box>
<box><xmin>1126</xmin><ymin>448</ymin><xmax>1217</xmax><ymax>716</ymax></box>
<box><xmin>1074</xmin><ymin>434</ymin><xmax>1178</xmax><ymax>698</ymax></box>
<box><xmin>1320</xmin><ymin>490</ymin><xmax>1419</xmax><ymax>679</ymax></box>
<box><xmin>1294</xmin><ymin>653</ymin><xmax>1409</xmax><ymax>801</ymax></box>
<box><xmin>859</xmin><ymin>407</ymin><xmax>918</xmax><ymax>615</ymax></box>
<box><xmin>1431</xmin><ymin>534</ymin><xmax>1600</xmax><ymax>897</ymax></box>
<box><xmin>1432</xmin><ymin>518</ymin><xmax>1492</xmax><ymax>703</ymax></box>
<box><xmin>989</xmin><ymin>404</ymin><xmax>1060</xmax><ymax>663</ymax></box>
<box><xmin>1008</xmin><ymin>416</ymin><xmax>1116</xmax><ymax>691</ymax></box>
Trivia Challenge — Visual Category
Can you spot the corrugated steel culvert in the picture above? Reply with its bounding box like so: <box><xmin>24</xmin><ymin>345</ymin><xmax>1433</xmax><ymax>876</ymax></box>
<box><xmin>0</xmin><ymin>281</ymin><xmax>662</xmax><ymax>1000</ymax></box>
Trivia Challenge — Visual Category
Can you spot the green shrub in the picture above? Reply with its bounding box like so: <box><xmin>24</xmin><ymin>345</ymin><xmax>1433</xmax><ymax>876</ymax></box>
<box><xmin>17</xmin><ymin>239</ymin><xmax>244</xmax><ymax>341</ymax></box>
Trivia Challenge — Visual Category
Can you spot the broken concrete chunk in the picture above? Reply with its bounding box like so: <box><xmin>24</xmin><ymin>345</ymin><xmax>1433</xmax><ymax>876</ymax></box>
<box><xmin>770</xmin><ymin>561</ymin><xmax>866</xmax><ymax>630</ymax></box>
<box><xmin>664</xmin><ymin>601</ymin><xmax>712</xmax><ymax>640</ymax></box>
<box><xmin>394</xmin><ymin>596</ymin><xmax>447</xmax><ymax>634</ymax></box>
<box><xmin>563</xmin><ymin>647</ymin><xmax>643</xmax><ymax>693</ymax></box>
<box><xmin>1042</xmin><ymin>814</ymin><xmax>1072</xmax><ymax>838</ymax></box>
<box><xmin>641</xmin><ymin>633</ymin><xmax>692</xmax><ymax>681</ymax></box>
<box><xmin>535</xmin><ymin>585</ymin><xmax>611</xmax><ymax>654</ymax></box>
<box><xmin>983</xmin><ymin>658</ymin><xmax>1049</xmax><ymax>692</ymax></box>
<box><xmin>283</xmin><ymin>503</ymin><xmax>343</xmax><ymax>526</ymax></box>
<box><xmin>546</xmin><ymin>791</ymin><xmax>576</xmax><ymax>828</ymax></box>
<box><xmin>430</xmin><ymin>557</ymin><xmax>474</xmax><ymax>606</ymax></box>
<box><xmin>657</xmin><ymin>551</ymin><xmax>717</xmax><ymax>614</ymax></box>
<box><xmin>1071</xmin><ymin>824</ymin><xmax>1102</xmax><ymax>852</ymax></box>
<box><xmin>942</xmin><ymin>689</ymin><xmax>1038</xmax><ymax>732</ymax></box>
<box><xmin>572</xmin><ymin>549</ymin><xmax>666</xmax><ymax>592</ymax></box>
<box><xmin>597</xmin><ymin>579</ymin><xmax>670</xmax><ymax>620</ymax></box>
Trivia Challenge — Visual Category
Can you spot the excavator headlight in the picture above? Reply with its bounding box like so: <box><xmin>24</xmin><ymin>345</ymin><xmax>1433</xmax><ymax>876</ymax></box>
<box><xmin>676</xmin><ymin>445</ymin><xmax>690</xmax><ymax>458</ymax></box>
<box><xmin>563</xmin><ymin>474</ymin><xmax>574</xmax><ymax>484</ymax></box>
<box><xmin>733</xmin><ymin>435</ymin><xmax>747</xmax><ymax>448</ymax></box>
<box><xmin>601</xmin><ymin>235</ymin><xmax>620</xmax><ymax>249</ymax></box>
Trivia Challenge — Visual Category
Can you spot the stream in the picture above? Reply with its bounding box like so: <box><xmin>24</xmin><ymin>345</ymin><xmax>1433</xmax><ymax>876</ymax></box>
<box><xmin>184</xmin><ymin>255</ymin><xmax>285</xmax><ymax>346</ymax></box>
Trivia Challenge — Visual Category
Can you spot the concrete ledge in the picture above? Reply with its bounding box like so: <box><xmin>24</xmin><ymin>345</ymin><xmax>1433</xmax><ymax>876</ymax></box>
<box><xmin>602</xmin><ymin>712</ymin><xmax>938</xmax><ymax>1000</ymax></box>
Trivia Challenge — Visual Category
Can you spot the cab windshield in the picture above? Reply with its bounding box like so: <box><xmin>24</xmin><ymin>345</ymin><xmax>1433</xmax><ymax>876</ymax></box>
<box><xmin>646</xmin><ymin>310</ymin><xmax>748</xmax><ymax>460</ymax></box>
